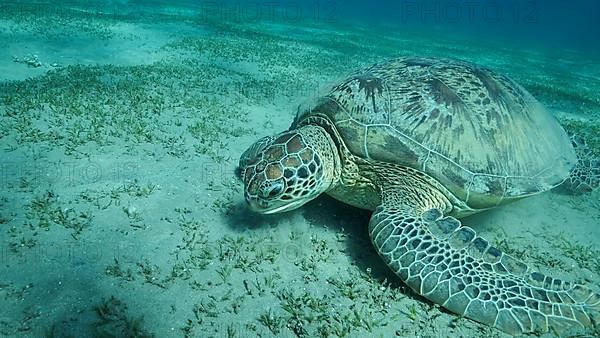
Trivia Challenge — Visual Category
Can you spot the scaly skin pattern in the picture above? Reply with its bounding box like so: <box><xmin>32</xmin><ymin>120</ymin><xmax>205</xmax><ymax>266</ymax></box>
<box><xmin>368</xmin><ymin>162</ymin><xmax>600</xmax><ymax>335</ymax></box>
<box><xmin>239</xmin><ymin>125</ymin><xmax>339</xmax><ymax>214</ymax></box>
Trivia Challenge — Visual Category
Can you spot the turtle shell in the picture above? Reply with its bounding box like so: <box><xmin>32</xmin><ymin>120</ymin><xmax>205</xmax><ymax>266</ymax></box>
<box><xmin>295</xmin><ymin>57</ymin><xmax>576</xmax><ymax>209</ymax></box>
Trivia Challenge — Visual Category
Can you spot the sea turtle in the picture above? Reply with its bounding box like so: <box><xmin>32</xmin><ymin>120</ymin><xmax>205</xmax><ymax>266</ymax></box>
<box><xmin>237</xmin><ymin>56</ymin><xmax>600</xmax><ymax>335</ymax></box>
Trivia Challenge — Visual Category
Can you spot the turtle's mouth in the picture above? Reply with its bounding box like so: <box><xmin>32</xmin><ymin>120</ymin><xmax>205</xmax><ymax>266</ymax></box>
<box><xmin>261</xmin><ymin>204</ymin><xmax>295</xmax><ymax>214</ymax></box>
<box><xmin>247</xmin><ymin>198</ymin><xmax>307</xmax><ymax>214</ymax></box>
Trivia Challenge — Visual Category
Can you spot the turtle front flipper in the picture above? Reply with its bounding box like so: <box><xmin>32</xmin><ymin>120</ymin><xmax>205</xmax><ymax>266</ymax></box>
<box><xmin>369</xmin><ymin>199</ymin><xmax>600</xmax><ymax>335</ymax></box>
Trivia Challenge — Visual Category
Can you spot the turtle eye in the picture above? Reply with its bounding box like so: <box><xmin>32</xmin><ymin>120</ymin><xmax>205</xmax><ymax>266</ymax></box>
<box><xmin>267</xmin><ymin>182</ymin><xmax>284</xmax><ymax>197</ymax></box>
<box><xmin>260</xmin><ymin>180</ymin><xmax>285</xmax><ymax>199</ymax></box>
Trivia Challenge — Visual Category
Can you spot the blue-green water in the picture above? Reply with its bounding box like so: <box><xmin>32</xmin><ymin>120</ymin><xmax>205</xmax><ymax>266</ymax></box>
<box><xmin>0</xmin><ymin>1</ymin><xmax>598</xmax><ymax>337</ymax></box>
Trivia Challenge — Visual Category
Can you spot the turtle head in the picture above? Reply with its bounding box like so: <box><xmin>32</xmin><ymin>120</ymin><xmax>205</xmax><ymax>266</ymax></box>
<box><xmin>238</xmin><ymin>126</ymin><xmax>339</xmax><ymax>214</ymax></box>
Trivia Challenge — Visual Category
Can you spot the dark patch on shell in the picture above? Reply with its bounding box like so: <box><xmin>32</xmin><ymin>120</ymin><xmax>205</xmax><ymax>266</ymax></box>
<box><xmin>443</xmin><ymin>114</ymin><xmax>453</xmax><ymax>128</ymax></box>
<box><xmin>472</xmin><ymin>68</ymin><xmax>510</xmax><ymax>107</ymax></box>
<box><xmin>405</xmin><ymin>98</ymin><xmax>425</xmax><ymax>115</ymax></box>
<box><xmin>355</xmin><ymin>73</ymin><xmax>384</xmax><ymax>114</ymax></box>
<box><xmin>413</xmin><ymin>114</ymin><xmax>428</xmax><ymax>129</ymax></box>
<box><xmin>356</xmin><ymin>74</ymin><xmax>384</xmax><ymax>100</ymax></box>
<box><xmin>428</xmin><ymin>77</ymin><xmax>463</xmax><ymax>108</ymax></box>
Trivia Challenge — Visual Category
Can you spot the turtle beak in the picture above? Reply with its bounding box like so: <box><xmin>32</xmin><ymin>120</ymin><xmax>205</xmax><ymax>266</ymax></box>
<box><xmin>246</xmin><ymin>196</ymin><xmax>308</xmax><ymax>214</ymax></box>
<box><xmin>261</xmin><ymin>203</ymin><xmax>298</xmax><ymax>214</ymax></box>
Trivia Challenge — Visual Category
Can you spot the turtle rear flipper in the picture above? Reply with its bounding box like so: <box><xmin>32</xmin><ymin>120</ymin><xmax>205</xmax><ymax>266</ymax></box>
<box><xmin>559</xmin><ymin>134</ymin><xmax>600</xmax><ymax>194</ymax></box>
<box><xmin>369</xmin><ymin>184</ymin><xmax>600</xmax><ymax>335</ymax></box>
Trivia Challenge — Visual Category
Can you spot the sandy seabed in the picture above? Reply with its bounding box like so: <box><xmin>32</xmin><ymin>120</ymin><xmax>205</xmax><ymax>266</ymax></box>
<box><xmin>0</xmin><ymin>2</ymin><xmax>599</xmax><ymax>338</ymax></box>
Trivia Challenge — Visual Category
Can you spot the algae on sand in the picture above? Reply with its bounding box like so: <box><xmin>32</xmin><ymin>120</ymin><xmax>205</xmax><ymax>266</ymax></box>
<box><xmin>0</xmin><ymin>2</ymin><xmax>599</xmax><ymax>338</ymax></box>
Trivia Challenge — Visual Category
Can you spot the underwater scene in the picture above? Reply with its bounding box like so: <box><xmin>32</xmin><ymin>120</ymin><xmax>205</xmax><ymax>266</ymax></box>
<box><xmin>0</xmin><ymin>1</ymin><xmax>599</xmax><ymax>337</ymax></box>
